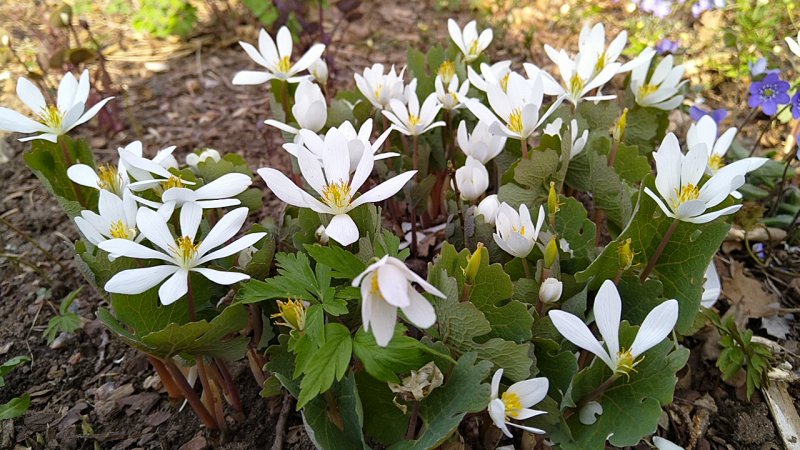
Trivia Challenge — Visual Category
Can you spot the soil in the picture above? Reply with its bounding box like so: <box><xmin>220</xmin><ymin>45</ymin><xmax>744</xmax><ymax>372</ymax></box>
<box><xmin>0</xmin><ymin>1</ymin><xmax>798</xmax><ymax>449</ymax></box>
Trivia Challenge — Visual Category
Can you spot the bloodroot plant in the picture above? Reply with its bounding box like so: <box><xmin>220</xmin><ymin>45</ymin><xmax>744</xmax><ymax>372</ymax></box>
<box><xmin>5</xmin><ymin>17</ymin><xmax>787</xmax><ymax>450</ymax></box>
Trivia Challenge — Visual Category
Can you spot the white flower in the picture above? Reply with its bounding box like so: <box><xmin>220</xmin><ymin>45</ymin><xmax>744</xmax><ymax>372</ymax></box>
<box><xmin>487</xmin><ymin>368</ymin><xmax>548</xmax><ymax>438</ymax></box>
<box><xmin>567</xmin><ymin>119</ymin><xmax>588</xmax><ymax>159</ymax></box>
<box><xmin>476</xmin><ymin>194</ymin><xmax>501</xmax><ymax>225</ymax></box>
<box><xmin>75</xmin><ymin>189</ymin><xmax>139</xmax><ymax>248</ymax></box>
<box><xmin>549</xmin><ymin>280</ymin><xmax>678</xmax><ymax>375</ymax></box>
<box><xmin>434</xmin><ymin>75</ymin><xmax>470</xmax><ymax>110</ymax></box>
<box><xmin>383</xmin><ymin>90</ymin><xmax>445</xmax><ymax>136</ymax></box>
<box><xmin>265</xmin><ymin>79</ymin><xmax>327</xmax><ymax>135</ymax></box>
<box><xmin>258</xmin><ymin>128</ymin><xmax>416</xmax><ymax>246</ymax></box>
<box><xmin>644</xmin><ymin>133</ymin><xmax>750</xmax><ymax>224</ymax></box>
<box><xmin>687</xmin><ymin>115</ymin><xmax>767</xmax><ymax>179</ymax></box>
<box><xmin>354</xmin><ymin>64</ymin><xmax>406</xmax><ymax>110</ymax></box>
<box><xmin>351</xmin><ymin>255</ymin><xmax>445</xmax><ymax>347</ymax></box>
<box><xmin>309</xmin><ymin>57</ymin><xmax>328</xmax><ymax>84</ymax></box>
<box><xmin>232</xmin><ymin>27</ymin><xmax>325</xmax><ymax>85</ymax></box>
<box><xmin>0</xmin><ymin>69</ymin><xmax>113</xmax><ymax>142</ymax></box>
<box><xmin>457</xmin><ymin>120</ymin><xmax>506</xmax><ymax>164</ymax></box>
<box><xmin>99</xmin><ymin>205</ymin><xmax>266</xmax><ymax>305</ymax></box>
<box><xmin>447</xmin><ymin>19</ymin><xmax>492</xmax><ymax>62</ymax></box>
<box><xmin>786</xmin><ymin>32</ymin><xmax>800</xmax><ymax>58</ymax></box>
<box><xmin>455</xmin><ymin>156</ymin><xmax>489</xmax><ymax>202</ymax></box>
<box><xmin>467</xmin><ymin>60</ymin><xmax>512</xmax><ymax>92</ymax></box>
<box><xmin>493</xmin><ymin>203</ymin><xmax>545</xmax><ymax>258</ymax></box>
<box><xmin>630</xmin><ymin>50</ymin><xmax>686</xmax><ymax>110</ymax></box>
<box><xmin>186</xmin><ymin>148</ymin><xmax>221</xmax><ymax>171</ymax></box>
<box><xmin>653</xmin><ymin>436</ymin><xmax>684</xmax><ymax>450</ymax></box>
<box><xmin>701</xmin><ymin>261</ymin><xmax>721</xmax><ymax>309</ymax></box>
<box><xmin>543</xmin><ymin>118</ymin><xmax>563</xmax><ymax>136</ymax></box>
<box><xmin>158</xmin><ymin>172</ymin><xmax>253</xmax><ymax>217</ymax></box>
<box><xmin>539</xmin><ymin>278</ymin><xmax>563</xmax><ymax>304</ymax></box>
<box><xmin>285</xmin><ymin>121</ymin><xmax>398</xmax><ymax>174</ymax></box>
<box><xmin>524</xmin><ymin>46</ymin><xmax>619</xmax><ymax>106</ymax></box>
<box><xmin>465</xmin><ymin>73</ymin><xmax>560</xmax><ymax>140</ymax></box>
<box><xmin>67</xmin><ymin>141</ymin><xmax>176</xmax><ymax>197</ymax></box>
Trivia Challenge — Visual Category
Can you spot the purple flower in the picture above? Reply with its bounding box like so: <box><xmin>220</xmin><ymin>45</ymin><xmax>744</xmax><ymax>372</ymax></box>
<box><xmin>692</xmin><ymin>0</ymin><xmax>725</xmax><ymax>17</ymax></box>
<box><xmin>749</xmin><ymin>58</ymin><xmax>767</xmax><ymax>77</ymax></box>
<box><xmin>753</xmin><ymin>243</ymin><xmax>766</xmax><ymax>261</ymax></box>
<box><xmin>748</xmin><ymin>72</ymin><xmax>791</xmax><ymax>115</ymax></box>
<box><xmin>689</xmin><ymin>105</ymin><xmax>728</xmax><ymax>124</ymax></box>
<box><xmin>636</xmin><ymin>0</ymin><xmax>673</xmax><ymax>18</ymax></box>
<box><xmin>655</xmin><ymin>39</ymin><xmax>680</xmax><ymax>55</ymax></box>
<box><xmin>791</xmin><ymin>92</ymin><xmax>800</xmax><ymax>120</ymax></box>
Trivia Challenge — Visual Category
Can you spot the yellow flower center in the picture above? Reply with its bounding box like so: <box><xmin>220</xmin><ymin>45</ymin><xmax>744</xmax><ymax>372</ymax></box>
<box><xmin>38</xmin><ymin>104</ymin><xmax>63</xmax><ymax>130</ymax></box>
<box><xmin>370</xmin><ymin>273</ymin><xmax>382</xmax><ymax>297</ymax></box>
<box><xmin>408</xmin><ymin>114</ymin><xmax>422</xmax><ymax>129</ymax></box>
<box><xmin>109</xmin><ymin>219</ymin><xmax>136</xmax><ymax>240</ymax></box>
<box><xmin>512</xmin><ymin>225</ymin><xmax>527</xmax><ymax>236</ymax></box>
<box><xmin>638</xmin><ymin>83</ymin><xmax>659</xmax><ymax>99</ymax></box>
<box><xmin>437</xmin><ymin>60</ymin><xmax>456</xmax><ymax>84</ymax></box>
<box><xmin>277</xmin><ymin>55</ymin><xmax>292</xmax><ymax>74</ymax></box>
<box><xmin>500</xmin><ymin>73</ymin><xmax>510</xmax><ymax>92</ymax></box>
<box><xmin>271</xmin><ymin>299</ymin><xmax>306</xmax><ymax>331</ymax></box>
<box><xmin>508</xmin><ymin>108</ymin><xmax>524</xmax><ymax>135</ymax></box>
<box><xmin>374</xmin><ymin>84</ymin><xmax>383</xmax><ymax>101</ymax></box>
<box><xmin>570</xmin><ymin>74</ymin><xmax>585</xmax><ymax>97</ymax></box>
<box><xmin>96</xmin><ymin>164</ymin><xmax>124</xmax><ymax>195</ymax></box>
<box><xmin>615</xmin><ymin>348</ymin><xmax>640</xmax><ymax>379</ymax></box>
<box><xmin>322</xmin><ymin>180</ymin><xmax>352</xmax><ymax>211</ymax></box>
<box><xmin>501</xmin><ymin>391</ymin><xmax>523</xmax><ymax>419</ymax></box>
<box><xmin>161</xmin><ymin>175</ymin><xmax>185</xmax><ymax>191</ymax></box>
<box><xmin>617</xmin><ymin>238</ymin><xmax>637</xmax><ymax>270</ymax></box>
<box><xmin>171</xmin><ymin>235</ymin><xmax>199</xmax><ymax>266</ymax></box>
<box><xmin>594</xmin><ymin>51</ymin><xmax>607</xmax><ymax>73</ymax></box>
<box><xmin>708</xmin><ymin>154</ymin><xmax>724</xmax><ymax>172</ymax></box>
<box><xmin>468</xmin><ymin>39</ymin><xmax>480</xmax><ymax>56</ymax></box>
<box><xmin>671</xmin><ymin>183</ymin><xmax>700</xmax><ymax>209</ymax></box>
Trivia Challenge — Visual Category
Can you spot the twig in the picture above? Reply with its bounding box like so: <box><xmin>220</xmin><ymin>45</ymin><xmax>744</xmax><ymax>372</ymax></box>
<box><xmin>271</xmin><ymin>391</ymin><xmax>294</xmax><ymax>450</ymax></box>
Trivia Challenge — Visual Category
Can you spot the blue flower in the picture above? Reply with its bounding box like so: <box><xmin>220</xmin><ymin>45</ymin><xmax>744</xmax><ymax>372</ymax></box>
<box><xmin>748</xmin><ymin>72</ymin><xmax>791</xmax><ymax>115</ymax></box>
<box><xmin>635</xmin><ymin>0</ymin><xmax>672</xmax><ymax>18</ymax></box>
<box><xmin>655</xmin><ymin>38</ymin><xmax>680</xmax><ymax>55</ymax></box>
<box><xmin>791</xmin><ymin>92</ymin><xmax>800</xmax><ymax>120</ymax></box>
<box><xmin>692</xmin><ymin>0</ymin><xmax>725</xmax><ymax>18</ymax></box>
<box><xmin>689</xmin><ymin>105</ymin><xmax>728</xmax><ymax>125</ymax></box>
<box><xmin>753</xmin><ymin>243</ymin><xmax>766</xmax><ymax>261</ymax></box>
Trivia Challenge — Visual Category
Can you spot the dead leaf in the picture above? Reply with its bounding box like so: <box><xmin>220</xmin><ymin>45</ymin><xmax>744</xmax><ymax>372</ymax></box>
<box><xmin>723</xmin><ymin>261</ymin><xmax>778</xmax><ymax>327</ymax></box>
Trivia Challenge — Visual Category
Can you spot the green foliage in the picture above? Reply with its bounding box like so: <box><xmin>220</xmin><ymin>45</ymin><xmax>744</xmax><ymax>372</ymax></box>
<box><xmin>242</xmin><ymin>0</ymin><xmax>280</xmax><ymax>28</ymax></box>
<box><xmin>297</xmin><ymin>323</ymin><xmax>353</xmax><ymax>409</ymax></box>
<box><xmin>0</xmin><ymin>356</ymin><xmax>32</xmax><ymax>420</ymax></box>
<box><xmin>132</xmin><ymin>0</ymin><xmax>198</xmax><ymax>38</ymax></box>
<box><xmin>704</xmin><ymin>309</ymin><xmax>774</xmax><ymax>399</ymax></box>
<box><xmin>44</xmin><ymin>287</ymin><xmax>84</xmax><ymax>345</ymax></box>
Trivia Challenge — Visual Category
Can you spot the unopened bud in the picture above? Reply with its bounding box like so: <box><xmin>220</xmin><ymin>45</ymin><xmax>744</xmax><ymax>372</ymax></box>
<box><xmin>544</xmin><ymin>237</ymin><xmax>559</xmax><ymax>269</ymax></box>
<box><xmin>464</xmin><ymin>243</ymin><xmax>483</xmax><ymax>284</ymax></box>
<box><xmin>617</xmin><ymin>238</ymin><xmax>636</xmax><ymax>270</ymax></box>
<box><xmin>547</xmin><ymin>182</ymin><xmax>560</xmax><ymax>216</ymax></box>
<box><xmin>271</xmin><ymin>299</ymin><xmax>307</xmax><ymax>332</ymax></box>
<box><xmin>613</xmin><ymin>108</ymin><xmax>628</xmax><ymax>143</ymax></box>
<box><xmin>539</xmin><ymin>277</ymin><xmax>563</xmax><ymax>304</ymax></box>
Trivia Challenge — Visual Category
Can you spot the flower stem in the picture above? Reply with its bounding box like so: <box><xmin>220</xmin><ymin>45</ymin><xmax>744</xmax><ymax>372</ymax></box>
<box><xmin>607</xmin><ymin>139</ymin><xmax>620</xmax><ymax>167</ymax></box>
<box><xmin>564</xmin><ymin>374</ymin><xmax>620</xmax><ymax>421</ymax></box>
<box><xmin>521</xmin><ymin>257</ymin><xmax>532</xmax><ymax>279</ymax></box>
<box><xmin>406</xmin><ymin>401</ymin><xmax>420</xmax><ymax>440</ymax></box>
<box><xmin>639</xmin><ymin>218</ymin><xmax>680</xmax><ymax>282</ymax></box>
<box><xmin>280</xmin><ymin>80</ymin><xmax>292</xmax><ymax>124</ymax></box>
<box><xmin>520</xmin><ymin>137</ymin><xmax>529</xmax><ymax>160</ymax></box>
<box><xmin>163</xmin><ymin>358</ymin><xmax>218</xmax><ymax>429</ymax></box>
<box><xmin>146</xmin><ymin>355</ymin><xmax>183</xmax><ymax>401</ymax></box>
<box><xmin>412</xmin><ymin>134</ymin><xmax>420</xmax><ymax>179</ymax></box>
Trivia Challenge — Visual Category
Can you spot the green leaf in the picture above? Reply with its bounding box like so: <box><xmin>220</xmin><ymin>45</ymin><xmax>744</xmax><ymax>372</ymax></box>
<box><xmin>297</xmin><ymin>323</ymin><xmax>353</xmax><ymax>409</ymax></box>
<box><xmin>567</xmin><ymin>147</ymin><xmax>634</xmax><ymax>234</ymax></box>
<box><xmin>389</xmin><ymin>352</ymin><xmax>492</xmax><ymax>450</ymax></box>
<box><xmin>607</xmin><ymin>143</ymin><xmax>651</xmax><ymax>184</ymax></box>
<box><xmin>0</xmin><ymin>394</ymin><xmax>31</xmax><ymax>420</ymax></box>
<box><xmin>357</xmin><ymin>372</ymin><xmax>408</xmax><ymax>445</ymax></box>
<box><xmin>303</xmin><ymin>373</ymin><xmax>367</xmax><ymax>450</ymax></box>
<box><xmin>555</xmin><ymin>196</ymin><xmax>596</xmax><ymax>261</ymax></box>
<box><xmin>499</xmin><ymin>150</ymin><xmax>560</xmax><ymax>208</ymax></box>
<box><xmin>353</xmin><ymin>326</ymin><xmax>435</xmax><ymax>383</ymax></box>
<box><xmin>0</xmin><ymin>356</ymin><xmax>31</xmax><ymax>387</ymax></box>
<box><xmin>237</xmin><ymin>252</ymin><xmax>318</xmax><ymax>304</ymax></box>
<box><xmin>622</xmin><ymin>106</ymin><xmax>669</xmax><ymax>152</ymax></box>
<box><xmin>305</xmin><ymin>244</ymin><xmax>367</xmax><ymax>279</ymax></box>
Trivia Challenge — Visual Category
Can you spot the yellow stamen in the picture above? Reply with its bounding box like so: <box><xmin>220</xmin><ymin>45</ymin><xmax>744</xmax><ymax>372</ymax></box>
<box><xmin>512</xmin><ymin>225</ymin><xmax>527</xmax><ymax>236</ymax></box>
<box><xmin>468</xmin><ymin>39</ymin><xmax>479</xmax><ymax>56</ymax></box>
<box><xmin>508</xmin><ymin>108</ymin><xmax>524</xmax><ymax>135</ymax></box>
<box><xmin>615</xmin><ymin>349</ymin><xmax>641</xmax><ymax>379</ymax></box>
<box><xmin>617</xmin><ymin>238</ymin><xmax>637</xmax><ymax>270</ymax></box>
<box><xmin>370</xmin><ymin>273</ymin><xmax>382</xmax><ymax>297</ymax></box>
<box><xmin>374</xmin><ymin>84</ymin><xmax>383</xmax><ymax>101</ymax></box>
<box><xmin>109</xmin><ymin>220</ymin><xmax>136</xmax><ymax>240</ymax></box>
<box><xmin>594</xmin><ymin>51</ymin><xmax>607</xmax><ymax>72</ymax></box>
<box><xmin>408</xmin><ymin>114</ymin><xmax>422</xmax><ymax>129</ymax></box>
<box><xmin>271</xmin><ymin>299</ymin><xmax>307</xmax><ymax>331</ymax></box>
<box><xmin>96</xmin><ymin>164</ymin><xmax>124</xmax><ymax>195</ymax></box>
<box><xmin>38</xmin><ymin>105</ymin><xmax>63</xmax><ymax>130</ymax></box>
<box><xmin>277</xmin><ymin>55</ymin><xmax>292</xmax><ymax>74</ymax></box>
<box><xmin>569</xmin><ymin>74</ymin><xmax>585</xmax><ymax>97</ymax></box>
<box><xmin>708</xmin><ymin>154</ymin><xmax>724</xmax><ymax>172</ymax></box>
<box><xmin>161</xmin><ymin>176</ymin><xmax>185</xmax><ymax>191</ymax></box>
<box><xmin>322</xmin><ymin>180</ymin><xmax>352</xmax><ymax>211</ymax></box>
<box><xmin>638</xmin><ymin>83</ymin><xmax>659</xmax><ymax>99</ymax></box>
<box><xmin>501</xmin><ymin>391</ymin><xmax>523</xmax><ymax>419</ymax></box>
<box><xmin>500</xmin><ymin>73</ymin><xmax>510</xmax><ymax>92</ymax></box>
<box><xmin>171</xmin><ymin>235</ymin><xmax>199</xmax><ymax>266</ymax></box>
<box><xmin>671</xmin><ymin>183</ymin><xmax>700</xmax><ymax>210</ymax></box>
<box><xmin>437</xmin><ymin>60</ymin><xmax>456</xmax><ymax>84</ymax></box>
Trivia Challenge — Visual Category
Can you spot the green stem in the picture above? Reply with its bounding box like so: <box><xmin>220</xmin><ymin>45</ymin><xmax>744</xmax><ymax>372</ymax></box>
<box><xmin>564</xmin><ymin>374</ymin><xmax>620</xmax><ymax>421</ymax></box>
<box><xmin>520</xmin><ymin>136</ymin><xmax>529</xmax><ymax>160</ymax></box>
<box><xmin>639</xmin><ymin>218</ymin><xmax>680</xmax><ymax>282</ymax></box>
<box><xmin>521</xmin><ymin>258</ymin><xmax>532</xmax><ymax>279</ymax></box>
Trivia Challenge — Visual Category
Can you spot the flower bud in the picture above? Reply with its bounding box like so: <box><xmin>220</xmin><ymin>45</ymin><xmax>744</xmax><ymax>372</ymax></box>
<box><xmin>455</xmin><ymin>156</ymin><xmax>489</xmax><ymax>202</ymax></box>
<box><xmin>315</xmin><ymin>225</ymin><xmax>329</xmax><ymax>244</ymax></box>
<box><xmin>547</xmin><ymin>182</ymin><xmax>560</xmax><ymax>216</ymax></box>
<box><xmin>309</xmin><ymin>58</ymin><xmax>328</xmax><ymax>85</ymax></box>
<box><xmin>476</xmin><ymin>194</ymin><xmax>500</xmax><ymax>224</ymax></box>
<box><xmin>539</xmin><ymin>277</ymin><xmax>562</xmax><ymax>304</ymax></box>
<box><xmin>613</xmin><ymin>108</ymin><xmax>628</xmax><ymax>143</ymax></box>
<box><xmin>544</xmin><ymin>236</ymin><xmax>559</xmax><ymax>268</ymax></box>
<box><xmin>617</xmin><ymin>238</ymin><xmax>635</xmax><ymax>270</ymax></box>
<box><xmin>271</xmin><ymin>299</ymin><xmax>307</xmax><ymax>332</ymax></box>
<box><xmin>464</xmin><ymin>243</ymin><xmax>483</xmax><ymax>284</ymax></box>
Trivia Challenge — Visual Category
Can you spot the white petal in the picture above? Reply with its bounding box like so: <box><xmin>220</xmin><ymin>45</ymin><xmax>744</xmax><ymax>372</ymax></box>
<box><xmin>488</xmin><ymin>399</ymin><xmax>512</xmax><ymax>438</ymax></box>
<box><xmin>368</xmin><ymin>295</ymin><xmax>398</xmax><ymax>347</ymax></box>
<box><xmin>0</xmin><ymin>107</ymin><xmax>48</xmax><ymax>133</ymax></box>
<box><xmin>195</xmin><ymin>173</ymin><xmax>252</xmax><ymax>200</ymax></box>
<box><xmin>239</xmin><ymin>41</ymin><xmax>270</xmax><ymax>67</ymax></box>
<box><xmin>67</xmin><ymin>164</ymin><xmax>101</xmax><ymax>189</ymax></box>
<box><xmin>276</xmin><ymin>26</ymin><xmax>293</xmax><ymax>59</ymax></box>
<box><xmin>232</xmin><ymin>71</ymin><xmax>274</xmax><ymax>85</ymax></box>
<box><xmin>594</xmin><ymin>280</ymin><xmax>622</xmax><ymax>358</ymax></box>
<box><xmin>180</xmin><ymin>203</ymin><xmax>203</xmax><ymax>240</ymax></box>
<box><xmin>491</xmin><ymin>368</ymin><xmax>503</xmax><ymax>398</ymax></box>
<box><xmin>136</xmin><ymin>208</ymin><xmax>176</xmax><ymax>254</ymax></box>
<box><xmin>401</xmin><ymin>288</ymin><xmax>436</xmax><ymax>329</ymax></box>
<box><xmin>72</xmin><ymin>97</ymin><xmax>114</xmax><ymax>129</ymax></box>
<box><xmin>197</xmin><ymin>232</ymin><xmax>267</xmax><ymax>264</ymax></box>
<box><xmin>99</xmin><ymin>239</ymin><xmax>173</xmax><ymax>262</ymax></box>
<box><xmin>377</xmin><ymin>264</ymin><xmax>412</xmax><ymax>307</ymax></box>
<box><xmin>630</xmin><ymin>299</ymin><xmax>678</xmax><ymax>357</ymax></box>
<box><xmin>258</xmin><ymin>167</ymin><xmax>315</xmax><ymax>209</ymax></box>
<box><xmin>75</xmin><ymin>217</ymin><xmax>105</xmax><ymax>245</ymax></box>
<box><xmin>193</xmin><ymin>267</ymin><xmax>250</xmax><ymax>285</ymax></box>
<box><xmin>549</xmin><ymin>310</ymin><xmax>614</xmax><ymax>370</ymax></box>
<box><xmin>158</xmin><ymin>269</ymin><xmax>189</xmax><ymax>305</ymax></box>
<box><xmin>16</xmin><ymin>77</ymin><xmax>46</xmax><ymax>113</ymax></box>
<box><xmin>105</xmin><ymin>265</ymin><xmax>179</xmax><ymax>295</ymax></box>
<box><xmin>508</xmin><ymin>377</ymin><xmax>548</xmax><ymax>408</ymax></box>
<box><xmin>196</xmin><ymin>207</ymin><xmax>248</xmax><ymax>256</ymax></box>
<box><xmin>325</xmin><ymin>213</ymin><xmax>360</xmax><ymax>246</ymax></box>
<box><xmin>350</xmin><ymin>170</ymin><xmax>416</xmax><ymax>208</ymax></box>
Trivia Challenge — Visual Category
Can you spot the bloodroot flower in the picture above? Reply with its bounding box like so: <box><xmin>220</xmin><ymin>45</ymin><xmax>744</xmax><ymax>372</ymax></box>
<box><xmin>488</xmin><ymin>368</ymin><xmax>548</xmax><ymax>438</ymax></box>
<box><xmin>748</xmin><ymin>72</ymin><xmax>790</xmax><ymax>115</ymax></box>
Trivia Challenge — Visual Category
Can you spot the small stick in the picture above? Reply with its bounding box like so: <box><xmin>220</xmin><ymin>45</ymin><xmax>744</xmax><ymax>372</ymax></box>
<box><xmin>163</xmin><ymin>358</ymin><xmax>218</xmax><ymax>429</ymax></box>
<box><xmin>271</xmin><ymin>391</ymin><xmax>294</xmax><ymax>450</ymax></box>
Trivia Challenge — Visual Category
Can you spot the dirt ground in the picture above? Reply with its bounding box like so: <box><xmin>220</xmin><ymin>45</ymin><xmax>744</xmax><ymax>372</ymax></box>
<box><xmin>0</xmin><ymin>1</ymin><xmax>798</xmax><ymax>449</ymax></box>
